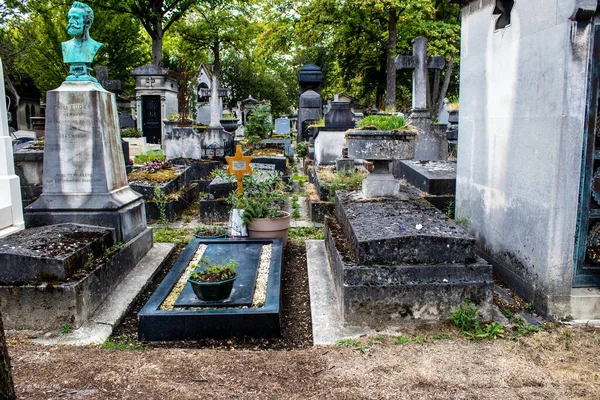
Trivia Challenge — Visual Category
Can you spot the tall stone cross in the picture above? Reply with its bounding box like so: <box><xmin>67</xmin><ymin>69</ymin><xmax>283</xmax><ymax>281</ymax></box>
<box><xmin>96</xmin><ymin>66</ymin><xmax>121</xmax><ymax>92</ymax></box>
<box><xmin>395</xmin><ymin>37</ymin><xmax>445</xmax><ymax>113</ymax></box>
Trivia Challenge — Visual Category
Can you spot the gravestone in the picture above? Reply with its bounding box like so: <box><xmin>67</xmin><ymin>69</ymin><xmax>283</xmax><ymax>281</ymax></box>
<box><xmin>164</xmin><ymin>127</ymin><xmax>202</xmax><ymax>160</ymax></box>
<box><xmin>274</xmin><ymin>117</ymin><xmax>291</xmax><ymax>135</ymax></box>
<box><xmin>314</xmin><ymin>102</ymin><xmax>356</xmax><ymax>166</ymax></box>
<box><xmin>396</xmin><ymin>37</ymin><xmax>448</xmax><ymax>160</ymax></box>
<box><xmin>96</xmin><ymin>66</ymin><xmax>121</xmax><ymax>92</ymax></box>
<box><xmin>119</xmin><ymin>110</ymin><xmax>136</xmax><ymax>129</ymax></box>
<box><xmin>0</xmin><ymin>58</ymin><xmax>25</xmax><ymax>238</ymax></box>
<box><xmin>297</xmin><ymin>65</ymin><xmax>323</xmax><ymax>142</ymax></box>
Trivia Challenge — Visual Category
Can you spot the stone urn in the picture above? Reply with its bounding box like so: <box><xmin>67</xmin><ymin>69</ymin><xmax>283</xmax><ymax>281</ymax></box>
<box><xmin>345</xmin><ymin>128</ymin><xmax>417</xmax><ymax>197</ymax></box>
<box><xmin>220</xmin><ymin>118</ymin><xmax>240</xmax><ymax>133</ymax></box>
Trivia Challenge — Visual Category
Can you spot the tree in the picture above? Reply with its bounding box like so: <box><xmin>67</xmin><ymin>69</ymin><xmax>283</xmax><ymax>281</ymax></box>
<box><xmin>88</xmin><ymin>0</ymin><xmax>197</xmax><ymax>66</ymax></box>
<box><xmin>0</xmin><ymin>312</ymin><xmax>16</xmax><ymax>400</ymax></box>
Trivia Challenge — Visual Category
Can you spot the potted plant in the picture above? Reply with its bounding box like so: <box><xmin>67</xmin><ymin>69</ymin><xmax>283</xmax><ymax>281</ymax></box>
<box><xmin>228</xmin><ymin>170</ymin><xmax>291</xmax><ymax>245</ymax></box>
<box><xmin>188</xmin><ymin>257</ymin><xmax>238</xmax><ymax>301</ymax></box>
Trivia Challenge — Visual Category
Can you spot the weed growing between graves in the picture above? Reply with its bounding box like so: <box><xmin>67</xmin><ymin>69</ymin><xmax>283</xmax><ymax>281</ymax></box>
<box><xmin>288</xmin><ymin>227</ymin><xmax>324</xmax><ymax>241</ymax></box>
<box><xmin>133</xmin><ymin>150</ymin><xmax>166</xmax><ymax>164</ymax></box>
<box><xmin>153</xmin><ymin>228</ymin><xmax>196</xmax><ymax>247</ymax></box>
<box><xmin>392</xmin><ymin>336</ymin><xmax>411</xmax><ymax>345</ymax></box>
<box><xmin>153</xmin><ymin>185</ymin><xmax>168</xmax><ymax>223</ymax></box>
<box><xmin>101</xmin><ymin>338</ymin><xmax>147</xmax><ymax>352</ymax></box>
<box><xmin>291</xmin><ymin>195</ymin><xmax>301</xmax><ymax>219</ymax></box>
<box><xmin>449</xmin><ymin>300</ymin><xmax>505</xmax><ymax>340</ymax></box>
<box><xmin>60</xmin><ymin>324</ymin><xmax>71</xmax><ymax>335</ymax></box>
<box><xmin>336</xmin><ymin>338</ymin><xmax>369</xmax><ymax>353</ymax></box>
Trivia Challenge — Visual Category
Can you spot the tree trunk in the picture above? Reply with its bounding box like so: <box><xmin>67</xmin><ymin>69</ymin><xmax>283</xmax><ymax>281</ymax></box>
<box><xmin>385</xmin><ymin>7</ymin><xmax>397</xmax><ymax>112</ymax></box>
<box><xmin>0</xmin><ymin>312</ymin><xmax>16</xmax><ymax>400</ymax></box>
<box><xmin>151</xmin><ymin>19</ymin><xmax>163</xmax><ymax>67</ymax></box>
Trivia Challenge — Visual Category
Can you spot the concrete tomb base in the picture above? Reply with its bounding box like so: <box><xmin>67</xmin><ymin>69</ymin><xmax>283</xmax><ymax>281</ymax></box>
<box><xmin>324</xmin><ymin>190</ymin><xmax>493</xmax><ymax>328</ymax></box>
<box><xmin>0</xmin><ymin>224</ymin><xmax>153</xmax><ymax>331</ymax></box>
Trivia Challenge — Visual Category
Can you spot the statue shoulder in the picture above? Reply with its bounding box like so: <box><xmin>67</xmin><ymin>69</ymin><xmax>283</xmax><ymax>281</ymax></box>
<box><xmin>89</xmin><ymin>38</ymin><xmax>104</xmax><ymax>52</ymax></box>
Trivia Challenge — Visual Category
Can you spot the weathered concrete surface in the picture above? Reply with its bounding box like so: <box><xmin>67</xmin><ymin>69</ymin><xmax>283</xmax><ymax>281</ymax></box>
<box><xmin>33</xmin><ymin>242</ymin><xmax>174</xmax><ymax>345</ymax></box>
<box><xmin>324</xmin><ymin>218</ymin><xmax>493</xmax><ymax>329</ymax></box>
<box><xmin>164</xmin><ymin>127</ymin><xmax>202</xmax><ymax>160</ymax></box>
<box><xmin>0</xmin><ymin>227</ymin><xmax>153</xmax><ymax>331</ymax></box>
<box><xmin>346</xmin><ymin>129</ymin><xmax>416</xmax><ymax>161</ymax></box>
<box><xmin>335</xmin><ymin>190</ymin><xmax>476</xmax><ymax>265</ymax></box>
<box><xmin>455</xmin><ymin>0</ymin><xmax>595</xmax><ymax>319</ymax></box>
<box><xmin>0</xmin><ymin>224</ymin><xmax>113</xmax><ymax>282</ymax></box>
<box><xmin>314</xmin><ymin>130</ymin><xmax>346</xmax><ymax>166</ymax></box>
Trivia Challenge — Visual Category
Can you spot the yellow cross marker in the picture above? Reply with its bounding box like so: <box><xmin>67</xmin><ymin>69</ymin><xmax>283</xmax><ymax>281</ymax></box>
<box><xmin>226</xmin><ymin>145</ymin><xmax>253</xmax><ymax>194</ymax></box>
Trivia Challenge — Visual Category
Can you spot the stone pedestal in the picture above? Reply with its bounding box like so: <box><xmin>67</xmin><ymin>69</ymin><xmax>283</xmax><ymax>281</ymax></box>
<box><xmin>24</xmin><ymin>81</ymin><xmax>146</xmax><ymax>243</ymax></box>
<box><xmin>336</xmin><ymin>158</ymin><xmax>355</xmax><ymax>174</ymax></box>
<box><xmin>0</xmin><ymin>59</ymin><xmax>25</xmax><ymax>238</ymax></box>
<box><xmin>408</xmin><ymin>112</ymin><xmax>448</xmax><ymax>161</ymax></box>
<box><xmin>361</xmin><ymin>161</ymin><xmax>399</xmax><ymax>198</ymax></box>
<box><xmin>201</xmin><ymin>127</ymin><xmax>233</xmax><ymax>158</ymax></box>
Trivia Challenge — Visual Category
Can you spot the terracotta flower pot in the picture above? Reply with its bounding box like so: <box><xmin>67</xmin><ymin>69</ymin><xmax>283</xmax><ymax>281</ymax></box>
<box><xmin>246</xmin><ymin>211</ymin><xmax>292</xmax><ymax>245</ymax></box>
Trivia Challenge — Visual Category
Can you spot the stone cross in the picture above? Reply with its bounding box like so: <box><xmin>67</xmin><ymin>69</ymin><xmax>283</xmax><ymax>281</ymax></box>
<box><xmin>395</xmin><ymin>37</ymin><xmax>445</xmax><ymax>112</ymax></box>
<box><xmin>145</xmin><ymin>77</ymin><xmax>156</xmax><ymax>88</ymax></box>
<box><xmin>226</xmin><ymin>145</ymin><xmax>253</xmax><ymax>194</ymax></box>
<box><xmin>96</xmin><ymin>66</ymin><xmax>121</xmax><ymax>92</ymax></box>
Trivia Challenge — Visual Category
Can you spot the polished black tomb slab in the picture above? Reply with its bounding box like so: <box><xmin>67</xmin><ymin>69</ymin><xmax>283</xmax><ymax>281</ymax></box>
<box><xmin>138</xmin><ymin>238</ymin><xmax>283</xmax><ymax>341</ymax></box>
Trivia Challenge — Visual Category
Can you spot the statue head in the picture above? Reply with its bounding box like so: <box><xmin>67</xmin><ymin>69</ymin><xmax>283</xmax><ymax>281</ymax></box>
<box><xmin>67</xmin><ymin>2</ymin><xmax>94</xmax><ymax>39</ymax></box>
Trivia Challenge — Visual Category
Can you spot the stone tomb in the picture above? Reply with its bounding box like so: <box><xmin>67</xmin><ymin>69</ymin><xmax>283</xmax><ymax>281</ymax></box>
<box><xmin>325</xmin><ymin>190</ymin><xmax>492</xmax><ymax>328</ymax></box>
<box><xmin>163</xmin><ymin>127</ymin><xmax>202</xmax><ymax>160</ymax></box>
<box><xmin>24</xmin><ymin>81</ymin><xmax>148</xmax><ymax>244</ymax></box>
<box><xmin>394</xmin><ymin>160</ymin><xmax>457</xmax><ymax>209</ymax></box>
<box><xmin>0</xmin><ymin>223</ymin><xmax>153</xmax><ymax>330</ymax></box>
<box><xmin>138</xmin><ymin>238</ymin><xmax>283</xmax><ymax>340</ymax></box>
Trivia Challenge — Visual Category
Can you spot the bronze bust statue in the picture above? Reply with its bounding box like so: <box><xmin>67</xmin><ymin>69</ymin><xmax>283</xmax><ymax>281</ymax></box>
<box><xmin>61</xmin><ymin>2</ymin><xmax>103</xmax><ymax>82</ymax></box>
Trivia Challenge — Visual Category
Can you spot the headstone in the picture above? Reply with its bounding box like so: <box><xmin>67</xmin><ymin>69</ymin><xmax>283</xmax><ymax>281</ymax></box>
<box><xmin>274</xmin><ymin>117</ymin><xmax>291</xmax><ymax>135</ymax></box>
<box><xmin>336</xmin><ymin>158</ymin><xmax>355</xmax><ymax>174</ymax></box>
<box><xmin>396</xmin><ymin>37</ymin><xmax>448</xmax><ymax>160</ymax></box>
<box><xmin>96</xmin><ymin>66</ymin><xmax>121</xmax><ymax>92</ymax></box>
<box><xmin>164</xmin><ymin>127</ymin><xmax>202</xmax><ymax>160</ymax></box>
<box><xmin>119</xmin><ymin>110</ymin><xmax>136</xmax><ymax>128</ymax></box>
<box><xmin>201</xmin><ymin>127</ymin><xmax>233</xmax><ymax>158</ymax></box>
<box><xmin>0</xmin><ymin>58</ymin><xmax>25</xmax><ymax>238</ymax></box>
<box><xmin>437</xmin><ymin>98</ymin><xmax>449</xmax><ymax>125</ymax></box>
<box><xmin>298</xmin><ymin>90</ymin><xmax>322</xmax><ymax>142</ymax></box>
<box><xmin>324</xmin><ymin>102</ymin><xmax>355</xmax><ymax>131</ymax></box>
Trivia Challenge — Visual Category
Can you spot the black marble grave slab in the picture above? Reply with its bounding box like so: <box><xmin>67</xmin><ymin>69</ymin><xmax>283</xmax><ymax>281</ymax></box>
<box><xmin>394</xmin><ymin>160</ymin><xmax>456</xmax><ymax>195</ymax></box>
<box><xmin>174</xmin><ymin>242</ymin><xmax>261</xmax><ymax>308</ymax></box>
<box><xmin>138</xmin><ymin>238</ymin><xmax>283</xmax><ymax>341</ymax></box>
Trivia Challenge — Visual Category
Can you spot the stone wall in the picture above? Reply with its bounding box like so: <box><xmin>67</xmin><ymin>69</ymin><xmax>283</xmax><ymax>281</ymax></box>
<box><xmin>455</xmin><ymin>0</ymin><xmax>591</xmax><ymax>318</ymax></box>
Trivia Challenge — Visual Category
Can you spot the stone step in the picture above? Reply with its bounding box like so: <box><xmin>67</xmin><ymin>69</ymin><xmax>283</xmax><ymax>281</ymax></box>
<box><xmin>335</xmin><ymin>190</ymin><xmax>476</xmax><ymax>265</ymax></box>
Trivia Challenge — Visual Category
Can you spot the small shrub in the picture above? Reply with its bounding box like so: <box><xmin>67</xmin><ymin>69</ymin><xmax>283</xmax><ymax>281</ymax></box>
<box><xmin>120</xmin><ymin>128</ymin><xmax>143</xmax><ymax>138</ymax></box>
<box><xmin>357</xmin><ymin>115</ymin><xmax>407</xmax><ymax>131</ymax></box>
<box><xmin>60</xmin><ymin>324</ymin><xmax>71</xmax><ymax>335</ymax></box>
<box><xmin>296</xmin><ymin>141</ymin><xmax>309</xmax><ymax>158</ymax></box>
<box><xmin>134</xmin><ymin>150</ymin><xmax>166</xmax><ymax>164</ymax></box>
<box><xmin>245</xmin><ymin>103</ymin><xmax>273</xmax><ymax>138</ymax></box>
<box><xmin>449</xmin><ymin>300</ymin><xmax>505</xmax><ymax>340</ymax></box>
<box><xmin>189</xmin><ymin>257</ymin><xmax>238</xmax><ymax>282</ymax></box>
<box><xmin>392</xmin><ymin>336</ymin><xmax>411</xmax><ymax>345</ymax></box>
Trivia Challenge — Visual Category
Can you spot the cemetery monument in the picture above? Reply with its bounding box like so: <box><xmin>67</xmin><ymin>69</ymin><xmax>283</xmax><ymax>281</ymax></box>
<box><xmin>454</xmin><ymin>0</ymin><xmax>600</xmax><ymax>320</ymax></box>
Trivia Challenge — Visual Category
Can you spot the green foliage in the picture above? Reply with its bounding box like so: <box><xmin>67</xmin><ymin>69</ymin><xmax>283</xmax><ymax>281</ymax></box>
<box><xmin>245</xmin><ymin>103</ymin><xmax>273</xmax><ymax>139</ymax></box>
<box><xmin>368</xmin><ymin>335</ymin><xmax>387</xmax><ymax>344</ymax></box>
<box><xmin>295</xmin><ymin>141</ymin><xmax>309</xmax><ymax>158</ymax></box>
<box><xmin>60</xmin><ymin>324</ymin><xmax>71</xmax><ymax>335</ymax></box>
<box><xmin>189</xmin><ymin>257</ymin><xmax>238</xmax><ymax>282</ymax></box>
<box><xmin>134</xmin><ymin>150</ymin><xmax>166</xmax><ymax>164</ymax></box>
<box><xmin>120</xmin><ymin>128</ymin><xmax>143</xmax><ymax>138</ymax></box>
<box><xmin>153</xmin><ymin>228</ymin><xmax>195</xmax><ymax>246</ymax></box>
<box><xmin>326</xmin><ymin>170</ymin><xmax>366</xmax><ymax>197</ymax></box>
<box><xmin>449</xmin><ymin>300</ymin><xmax>505</xmax><ymax>340</ymax></box>
<box><xmin>357</xmin><ymin>115</ymin><xmax>407</xmax><ymax>131</ymax></box>
<box><xmin>102</xmin><ymin>338</ymin><xmax>147</xmax><ymax>352</ymax></box>
<box><xmin>431</xmin><ymin>333</ymin><xmax>451</xmax><ymax>340</ymax></box>
<box><xmin>288</xmin><ymin>227</ymin><xmax>325</xmax><ymax>240</ymax></box>
<box><xmin>229</xmin><ymin>171</ymin><xmax>287</xmax><ymax>224</ymax></box>
<box><xmin>336</xmin><ymin>338</ymin><xmax>369</xmax><ymax>353</ymax></box>
<box><xmin>209</xmin><ymin>167</ymin><xmax>236</xmax><ymax>183</ymax></box>
<box><xmin>454</xmin><ymin>215</ymin><xmax>471</xmax><ymax>227</ymax></box>
<box><xmin>153</xmin><ymin>185</ymin><xmax>168</xmax><ymax>223</ymax></box>
<box><xmin>392</xmin><ymin>336</ymin><xmax>411</xmax><ymax>345</ymax></box>
<box><xmin>104</xmin><ymin>242</ymin><xmax>124</xmax><ymax>256</ymax></box>
<box><xmin>291</xmin><ymin>195</ymin><xmax>301</xmax><ymax>219</ymax></box>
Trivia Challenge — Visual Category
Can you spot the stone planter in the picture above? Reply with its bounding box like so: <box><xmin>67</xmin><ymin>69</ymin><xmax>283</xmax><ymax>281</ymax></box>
<box><xmin>220</xmin><ymin>118</ymin><xmax>240</xmax><ymax>133</ymax></box>
<box><xmin>346</xmin><ymin>129</ymin><xmax>417</xmax><ymax>198</ymax></box>
<box><xmin>188</xmin><ymin>276</ymin><xmax>236</xmax><ymax>301</ymax></box>
<box><xmin>246</xmin><ymin>211</ymin><xmax>292</xmax><ymax>246</ymax></box>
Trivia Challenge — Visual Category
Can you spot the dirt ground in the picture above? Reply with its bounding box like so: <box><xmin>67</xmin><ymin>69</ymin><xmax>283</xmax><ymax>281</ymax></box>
<box><xmin>7</xmin><ymin>326</ymin><xmax>600</xmax><ymax>399</ymax></box>
<box><xmin>5</xmin><ymin>241</ymin><xmax>600</xmax><ymax>399</ymax></box>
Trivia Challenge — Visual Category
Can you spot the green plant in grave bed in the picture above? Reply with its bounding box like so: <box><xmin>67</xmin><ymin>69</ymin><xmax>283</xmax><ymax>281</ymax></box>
<box><xmin>153</xmin><ymin>227</ymin><xmax>195</xmax><ymax>246</ymax></box>
<box><xmin>357</xmin><ymin>115</ymin><xmax>408</xmax><ymax>131</ymax></box>
<box><xmin>229</xmin><ymin>170</ymin><xmax>287</xmax><ymax>224</ymax></box>
<box><xmin>153</xmin><ymin>185</ymin><xmax>168</xmax><ymax>223</ymax></box>
<box><xmin>120</xmin><ymin>127</ymin><xmax>143</xmax><ymax>138</ymax></box>
<box><xmin>295</xmin><ymin>141</ymin><xmax>309</xmax><ymax>158</ymax></box>
<box><xmin>392</xmin><ymin>336</ymin><xmax>411</xmax><ymax>345</ymax></box>
<box><xmin>449</xmin><ymin>300</ymin><xmax>505</xmax><ymax>340</ymax></box>
<box><xmin>134</xmin><ymin>149</ymin><xmax>166</xmax><ymax>164</ymax></box>
<box><xmin>245</xmin><ymin>103</ymin><xmax>273</xmax><ymax>139</ymax></box>
<box><xmin>189</xmin><ymin>257</ymin><xmax>238</xmax><ymax>282</ymax></box>
<box><xmin>287</xmin><ymin>227</ymin><xmax>324</xmax><ymax>240</ymax></box>
<box><xmin>327</xmin><ymin>170</ymin><xmax>366</xmax><ymax>196</ymax></box>
<box><xmin>60</xmin><ymin>324</ymin><xmax>71</xmax><ymax>335</ymax></box>
<box><xmin>336</xmin><ymin>338</ymin><xmax>368</xmax><ymax>353</ymax></box>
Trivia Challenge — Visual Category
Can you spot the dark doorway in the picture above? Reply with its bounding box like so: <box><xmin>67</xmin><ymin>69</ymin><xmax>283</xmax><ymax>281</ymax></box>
<box><xmin>574</xmin><ymin>25</ymin><xmax>600</xmax><ymax>287</ymax></box>
<box><xmin>142</xmin><ymin>95</ymin><xmax>162</xmax><ymax>144</ymax></box>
